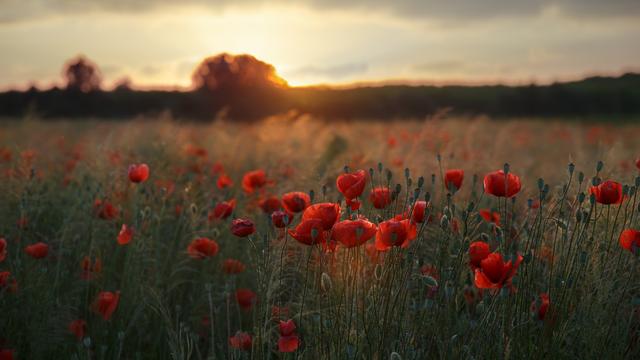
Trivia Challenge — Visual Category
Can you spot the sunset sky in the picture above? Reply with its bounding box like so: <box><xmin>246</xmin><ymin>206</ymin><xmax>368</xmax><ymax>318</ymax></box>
<box><xmin>1</xmin><ymin>0</ymin><xmax>639</xmax><ymax>89</ymax></box>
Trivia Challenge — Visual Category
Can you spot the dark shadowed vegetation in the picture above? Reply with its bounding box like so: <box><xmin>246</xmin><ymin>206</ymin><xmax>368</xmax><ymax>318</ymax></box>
<box><xmin>1</xmin><ymin>54</ymin><xmax>639</xmax><ymax>121</ymax></box>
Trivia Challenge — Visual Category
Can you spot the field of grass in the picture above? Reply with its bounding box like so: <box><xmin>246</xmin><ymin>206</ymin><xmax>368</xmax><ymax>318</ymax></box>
<box><xmin>0</xmin><ymin>115</ymin><xmax>639</xmax><ymax>359</ymax></box>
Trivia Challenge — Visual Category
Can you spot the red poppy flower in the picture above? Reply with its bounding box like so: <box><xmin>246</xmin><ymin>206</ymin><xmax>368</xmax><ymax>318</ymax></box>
<box><xmin>331</xmin><ymin>219</ymin><xmax>377</xmax><ymax>248</ymax></box>
<box><xmin>81</xmin><ymin>256</ymin><xmax>102</xmax><ymax>280</ymax></box>
<box><xmin>469</xmin><ymin>241</ymin><xmax>491</xmax><ymax>270</ymax></box>
<box><xmin>208</xmin><ymin>200</ymin><xmax>236</xmax><ymax>221</ymax></box>
<box><xmin>187</xmin><ymin>238</ymin><xmax>219</xmax><ymax>259</ymax></box>
<box><xmin>94</xmin><ymin>199</ymin><xmax>118</xmax><ymax>220</ymax></box>
<box><xmin>410</xmin><ymin>201</ymin><xmax>429</xmax><ymax>223</ymax></box>
<box><xmin>369</xmin><ymin>187</ymin><xmax>392</xmax><ymax>209</ymax></box>
<box><xmin>222</xmin><ymin>258</ymin><xmax>246</xmax><ymax>274</ymax></box>
<box><xmin>531</xmin><ymin>293</ymin><xmax>550</xmax><ymax>321</ymax></box>
<box><xmin>231</xmin><ymin>219</ymin><xmax>256</xmax><ymax>237</ymax></box>
<box><xmin>0</xmin><ymin>271</ymin><xmax>10</xmax><ymax>288</ymax></box>
<box><xmin>216</xmin><ymin>174</ymin><xmax>233</xmax><ymax>189</ymax></box>
<box><xmin>474</xmin><ymin>252</ymin><xmax>523</xmax><ymax>289</ymax></box>
<box><xmin>229</xmin><ymin>331</ymin><xmax>252</xmax><ymax>351</ymax></box>
<box><xmin>117</xmin><ymin>224</ymin><xmax>133</xmax><ymax>245</ymax></box>
<box><xmin>636</xmin><ymin>157</ymin><xmax>640</xmax><ymax>170</ymax></box>
<box><xmin>271</xmin><ymin>210</ymin><xmax>292</xmax><ymax>228</ymax></box>
<box><xmin>68</xmin><ymin>319</ymin><xmax>87</xmax><ymax>341</ymax></box>
<box><xmin>278</xmin><ymin>319</ymin><xmax>300</xmax><ymax>353</ymax></box>
<box><xmin>619</xmin><ymin>229</ymin><xmax>640</xmax><ymax>254</ymax></box>
<box><xmin>374</xmin><ymin>218</ymin><xmax>417</xmax><ymax>251</ymax></box>
<box><xmin>336</xmin><ymin>169</ymin><xmax>367</xmax><ymax>200</ymax></box>
<box><xmin>288</xmin><ymin>219</ymin><xmax>326</xmax><ymax>245</ymax></box>
<box><xmin>479</xmin><ymin>209</ymin><xmax>501</xmax><ymax>226</ymax></box>
<box><xmin>128</xmin><ymin>163</ymin><xmax>149</xmax><ymax>183</ymax></box>
<box><xmin>279</xmin><ymin>319</ymin><xmax>296</xmax><ymax>336</ymax></box>
<box><xmin>185</xmin><ymin>144</ymin><xmax>208</xmax><ymax>158</ymax></box>
<box><xmin>259</xmin><ymin>196</ymin><xmax>282</xmax><ymax>213</ymax></box>
<box><xmin>92</xmin><ymin>291</ymin><xmax>120</xmax><ymax>320</ymax></box>
<box><xmin>272</xmin><ymin>306</ymin><xmax>290</xmax><ymax>318</ymax></box>
<box><xmin>444</xmin><ymin>169</ymin><xmax>464</xmax><ymax>191</ymax></box>
<box><xmin>301</xmin><ymin>203</ymin><xmax>341</xmax><ymax>230</ymax></box>
<box><xmin>235</xmin><ymin>289</ymin><xmax>256</xmax><ymax>310</ymax></box>
<box><xmin>483</xmin><ymin>170</ymin><xmax>522</xmax><ymax>198</ymax></box>
<box><xmin>0</xmin><ymin>349</ymin><xmax>14</xmax><ymax>360</ymax></box>
<box><xmin>242</xmin><ymin>170</ymin><xmax>268</xmax><ymax>194</ymax></box>
<box><xmin>420</xmin><ymin>264</ymin><xmax>439</xmax><ymax>279</ymax></box>
<box><xmin>590</xmin><ymin>180</ymin><xmax>623</xmax><ymax>205</ymax></box>
<box><xmin>282</xmin><ymin>192</ymin><xmax>311</xmax><ymax>213</ymax></box>
<box><xmin>0</xmin><ymin>238</ymin><xmax>6</xmax><ymax>262</ymax></box>
<box><xmin>25</xmin><ymin>242</ymin><xmax>48</xmax><ymax>259</ymax></box>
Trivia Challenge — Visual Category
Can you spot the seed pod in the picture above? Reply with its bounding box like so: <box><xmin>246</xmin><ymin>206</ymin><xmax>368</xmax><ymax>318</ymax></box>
<box><xmin>578</xmin><ymin>171</ymin><xmax>584</xmax><ymax>183</ymax></box>
<box><xmin>440</xmin><ymin>215</ymin><xmax>449</xmax><ymax>229</ymax></box>
<box><xmin>596</xmin><ymin>160</ymin><xmax>604</xmax><ymax>172</ymax></box>
<box><xmin>578</xmin><ymin>192</ymin><xmax>585</xmax><ymax>203</ymax></box>
<box><xmin>417</xmin><ymin>176</ymin><xmax>425</xmax><ymax>188</ymax></box>
<box><xmin>568</xmin><ymin>163</ymin><xmax>575</xmax><ymax>175</ymax></box>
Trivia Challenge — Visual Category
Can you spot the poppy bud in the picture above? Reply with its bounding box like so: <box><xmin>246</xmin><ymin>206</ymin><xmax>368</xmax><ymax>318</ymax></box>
<box><xmin>596</xmin><ymin>160</ymin><xmax>604</xmax><ymax>172</ymax></box>
<box><xmin>578</xmin><ymin>171</ymin><xmax>584</xmax><ymax>183</ymax></box>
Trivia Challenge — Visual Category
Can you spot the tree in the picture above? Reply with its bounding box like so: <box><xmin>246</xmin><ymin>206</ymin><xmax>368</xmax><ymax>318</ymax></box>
<box><xmin>192</xmin><ymin>53</ymin><xmax>287</xmax><ymax>93</ymax></box>
<box><xmin>63</xmin><ymin>55</ymin><xmax>102</xmax><ymax>92</ymax></box>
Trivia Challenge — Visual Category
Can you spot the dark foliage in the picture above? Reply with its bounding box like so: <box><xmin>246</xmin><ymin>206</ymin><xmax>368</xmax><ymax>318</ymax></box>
<box><xmin>1</xmin><ymin>73</ymin><xmax>639</xmax><ymax>120</ymax></box>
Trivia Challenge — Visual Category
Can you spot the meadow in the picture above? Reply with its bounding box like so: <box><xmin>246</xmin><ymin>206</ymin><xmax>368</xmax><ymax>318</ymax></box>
<box><xmin>0</xmin><ymin>115</ymin><xmax>639</xmax><ymax>359</ymax></box>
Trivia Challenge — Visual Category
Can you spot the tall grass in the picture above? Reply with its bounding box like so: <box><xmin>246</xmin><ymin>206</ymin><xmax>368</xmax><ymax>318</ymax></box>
<box><xmin>0</xmin><ymin>116</ymin><xmax>639</xmax><ymax>359</ymax></box>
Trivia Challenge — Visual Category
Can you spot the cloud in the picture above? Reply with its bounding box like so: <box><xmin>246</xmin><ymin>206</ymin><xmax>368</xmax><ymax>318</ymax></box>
<box><xmin>288</xmin><ymin>62</ymin><xmax>368</xmax><ymax>79</ymax></box>
<box><xmin>413</xmin><ymin>61</ymin><xmax>467</xmax><ymax>73</ymax></box>
<box><xmin>1</xmin><ymin>0</ymin><xmax>638</xmax><ymax>23</ymax></box>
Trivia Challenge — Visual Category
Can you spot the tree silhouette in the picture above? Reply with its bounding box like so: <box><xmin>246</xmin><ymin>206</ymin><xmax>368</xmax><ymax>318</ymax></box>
<box><xmin>192</xmin><ymin>53</ymin><xmax>287</xmax><ymax>93</ymax></box>
<box><xmin>63</xmin><ymin>55</ymin><xmax>102</xmax><ymax>93</ymax></box>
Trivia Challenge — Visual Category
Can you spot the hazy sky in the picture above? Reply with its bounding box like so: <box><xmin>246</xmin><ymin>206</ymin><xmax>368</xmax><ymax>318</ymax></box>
<box><xmin>1</xmin><ymin>0</ymin><xmax>639</xmax><ymax>88</ymax></box>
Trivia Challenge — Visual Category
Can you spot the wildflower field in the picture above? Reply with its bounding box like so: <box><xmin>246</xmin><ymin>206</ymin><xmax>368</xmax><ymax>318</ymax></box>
<box><xmin>0</xmin><ymin>116</ymin><xmax>639</xmax><ymax>359</ymax></box>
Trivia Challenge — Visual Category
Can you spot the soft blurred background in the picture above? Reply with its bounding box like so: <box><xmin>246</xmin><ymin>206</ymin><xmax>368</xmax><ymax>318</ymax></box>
<box><xmin>0</xmin><ymin>0</ymin><xmax>639</xmax><ymax>121</ymax></box>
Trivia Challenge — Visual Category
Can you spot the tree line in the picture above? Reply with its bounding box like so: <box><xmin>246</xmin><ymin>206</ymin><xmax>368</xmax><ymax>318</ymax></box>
<box><xmin>1</xmin><ymin>54</ymin><xmax>639</xmax><ymax>121</ymax></box>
